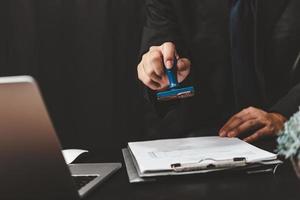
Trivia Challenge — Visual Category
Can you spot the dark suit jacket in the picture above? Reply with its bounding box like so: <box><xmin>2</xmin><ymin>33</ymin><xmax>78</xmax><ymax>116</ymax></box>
<box><xmin>140</xmin><ymin>0</ymin><xmax>300</xmax><ymax>139</ymax></box>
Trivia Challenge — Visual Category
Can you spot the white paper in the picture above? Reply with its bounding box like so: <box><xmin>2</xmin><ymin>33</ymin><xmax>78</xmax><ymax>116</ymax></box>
<box><xmin>128</xmin><ymin>136</ymin><xmax>277</xmax><ymax>173</ymax></box>
<box><xmin>62</xmin><ymin>149</ymin><xmax>88</xmax><ymax>164</ymax></box>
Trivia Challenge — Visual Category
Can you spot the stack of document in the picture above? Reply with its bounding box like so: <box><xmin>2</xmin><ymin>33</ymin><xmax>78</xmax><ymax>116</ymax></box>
<box><xmin>122</xmin><ymin>136</ymin><xmax>282</xmax><ymax>183</ymax></box>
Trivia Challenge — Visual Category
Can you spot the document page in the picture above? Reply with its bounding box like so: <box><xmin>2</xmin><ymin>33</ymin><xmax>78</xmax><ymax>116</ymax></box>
<box><xmin>62</xmin><ymin>149</ymin><xmax>88</xmax><ymax>164</ymax></box>
<box><xmin>128</xmin><ymin>137</ymin><xmax>277</xmax><ymax>173</ymax></box>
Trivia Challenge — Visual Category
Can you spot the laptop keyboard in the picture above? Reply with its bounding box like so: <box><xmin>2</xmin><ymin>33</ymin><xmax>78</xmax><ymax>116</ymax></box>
<box><xmin>72</xmin><ymin>175</ymin><xmax>99</xmax><ymax>190</ymax></box>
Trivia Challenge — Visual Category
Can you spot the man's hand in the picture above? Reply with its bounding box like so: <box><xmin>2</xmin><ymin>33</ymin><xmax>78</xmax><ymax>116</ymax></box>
<box><xmin>219</xmin><ymin>107</ymin><xmax>287</xmax><ymax>143</ymax></box>
<box><xmin>137</xmin><ymin>42</ymin><xmax>191</xmax><ymax>90</ymax></box>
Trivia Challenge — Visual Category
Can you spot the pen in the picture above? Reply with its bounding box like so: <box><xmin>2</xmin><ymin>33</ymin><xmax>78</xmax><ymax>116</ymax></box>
<box><xmin>171</xmin><ymin>157</ymin><xmax>247</xmax><ymax>172</ymax></box>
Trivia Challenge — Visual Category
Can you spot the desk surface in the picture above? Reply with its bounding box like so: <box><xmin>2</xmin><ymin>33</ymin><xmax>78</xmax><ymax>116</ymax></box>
<box><xmin>84</xmin><ymin>143</ymin><xmax>300</xmax><ymax>200</ymax></box>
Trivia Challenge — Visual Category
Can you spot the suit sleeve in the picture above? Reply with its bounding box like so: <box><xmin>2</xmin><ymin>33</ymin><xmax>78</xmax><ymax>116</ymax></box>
<box><xmin>270</xmin><ymin>83</ymin><xmax>300</xmax><ymax>119</ymax></box>
<box><xmin>270</xmin><ymin>54</ymin><xmax>300</xmax><ymax>118</ymax></box>
<box><xmin>140</xmin><ymin>0</ymin><xmax>187</xmax><ymax>57</ymax></box>
<box><xmin>140</xmin><ymin>0</ymin><xmax>190</xmax><ymax>117</ymax></box>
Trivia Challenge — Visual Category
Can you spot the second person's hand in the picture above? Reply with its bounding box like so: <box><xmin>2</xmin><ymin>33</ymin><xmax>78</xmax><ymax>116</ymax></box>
<box><xmin>137</xmin><ymin>42</ymin><xmax>191</xmax><ymax>91</ymax></box>
<box><xmin>219</xmin><ymin>107</ymin><xmax>287</xmax><ymax>143</ymax></box>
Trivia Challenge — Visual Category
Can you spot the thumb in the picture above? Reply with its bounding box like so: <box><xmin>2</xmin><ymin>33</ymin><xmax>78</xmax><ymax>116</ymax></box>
<box><xmin>161</xmin><ymin>42</ymin><xmax>176</xmax><ymax>69</ymax></box>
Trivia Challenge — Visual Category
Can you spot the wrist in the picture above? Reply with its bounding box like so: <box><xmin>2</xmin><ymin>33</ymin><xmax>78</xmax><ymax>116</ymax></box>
<box><xmin>270</xmin><ymin>113</ymin><xmax>287</xmax><ymax>132</ymax></box>
<box><xmin>270</xmin><ymin>112</ymin><xmax>287</xmax><ymax>123</ymax></box>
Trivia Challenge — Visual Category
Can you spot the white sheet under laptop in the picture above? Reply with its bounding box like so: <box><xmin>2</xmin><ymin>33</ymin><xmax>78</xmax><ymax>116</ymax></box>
<box><xmin>128</xmin><ymin>136</ymin><xmax>277</xmax><ymax>173</ymax></box>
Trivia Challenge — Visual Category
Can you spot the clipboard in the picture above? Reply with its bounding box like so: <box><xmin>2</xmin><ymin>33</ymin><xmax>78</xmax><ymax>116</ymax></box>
<box><xmin>122</xmin><ymin>148</ymin><xmax>282</xmax><ymax>183</ymax></box>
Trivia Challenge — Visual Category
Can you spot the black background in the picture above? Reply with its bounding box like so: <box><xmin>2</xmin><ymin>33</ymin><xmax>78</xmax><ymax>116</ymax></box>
<box><xmin>0</xmin><ymin>0</ymin><xmax>146</xmax><ymax>150</ymax></box>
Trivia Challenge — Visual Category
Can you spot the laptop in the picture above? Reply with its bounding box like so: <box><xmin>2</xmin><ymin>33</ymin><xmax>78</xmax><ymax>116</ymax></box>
<box><xmin>0</xmin><ymin>76</ymin><xmax>121</xmax><ymax>200</ymax></box>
